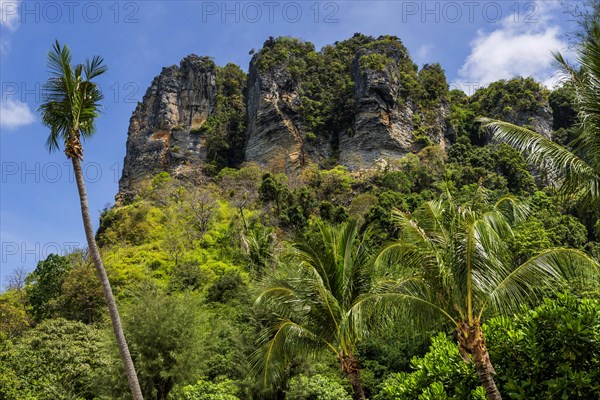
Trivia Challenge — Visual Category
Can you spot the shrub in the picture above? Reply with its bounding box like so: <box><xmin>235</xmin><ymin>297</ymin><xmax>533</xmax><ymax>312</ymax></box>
<box><xmin>486</xmin><ymin>294</ymin><xmax>600</xmax><ymax>399</ymax></box>
<box><xmin>0</xmin><ymin>318</ymin><xmax>109</xmax><ymax>400</ymax></box>
<box><xmin>179</xmin><ymin>379</ymin><xmax>240</xmax><ymax>400</ymax></box>
<box><xmin>287</xmin><ymin>374</ymin><xmax>352</xmax><ymax>400</ymax></box>
<box><xmin>374</xmin><ymin>333</ymin><xmax>483</xmax><ymax>400</ymax></box>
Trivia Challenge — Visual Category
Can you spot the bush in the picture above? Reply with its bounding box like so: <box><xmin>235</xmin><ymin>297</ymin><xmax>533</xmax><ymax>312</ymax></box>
<box><xmin>179</xmin><ymin>379</ymin><xmax>240</xmax><ymax>400</ymax></box>
<box><xmin>374</xmin><ymin>333</ymin><xmax>483</xmax><ymax>400</ymax></box>
<box><xmin>206</xmin><ymin>269</ymin><xmax>247</xmax><ymax>304</ymax></box>
<box><xmin>287</xmin><ymin>374</ymin><xmax>352</xmax><ymax>400</ymax></box>
<box><xmin>101</xmin><ymin>288</ymin><xmax>204</xmax><ymax>400</ymax></box>
<box><xmin>0</xmin><ymin>318</ymin><xmax>109</xmax><ymax>400</ymax></box>
<box><xmin>25</xmin><ymin>254</ymin><xmax>72</xmax><ymax>321</ymax></box>
<box><xmin>486</xmin><ymin>294</ymin><xmax>600</xmax><ymax>399</ymax></box>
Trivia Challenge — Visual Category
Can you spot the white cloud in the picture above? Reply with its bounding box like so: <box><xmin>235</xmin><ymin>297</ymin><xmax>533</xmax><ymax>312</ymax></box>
<box><xmin>0</xmin><ymin>0</ymin><xmax>20</xmax><ymax>30</ymax></box>
<box><xmin>457</xmin><ymin>6</ymin><xmax>569</xmax><ymax>90</ymax></box>
<box><xmin>0</xmin><ymin>0</ymin><xmax>20</xmax><ymax>54</ymax></box>
<box><xmin>0</xmin><ymin>99</ymin><xmax>35</xmax><ymax>129</ymax></box>
<box><xmin>415</xmin><ymin>44</ymin><xmax>433</xmax><ymax>64</ymax></box>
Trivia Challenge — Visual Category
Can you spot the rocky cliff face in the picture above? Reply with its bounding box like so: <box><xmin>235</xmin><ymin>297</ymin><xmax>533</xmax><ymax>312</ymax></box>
<box><xmin>243</xmin><ymin>36</ymin><xmax>450</xmax><ymax>173</ymax></box>
<box><xmin>513</xmin><ymin>105</ymin><xmax>554</xmax><ymax>139</ymax></box>
<box><xmin>339</xmin><ymin>48</ymin><xmax>449</xmax><ymax>169</ymax></box>
<box><xmin>117</xmin><ymin>35</ymin><xmax>558</xmax><ymax>198</ymax></box>
<box><xmin>118</xmin><ymin>55</ymin><xmax>217</xmax><ymax>199</ymax></box>
<box><xmin>244</xmin><ymin>61</ymin><xmax>307</xmax><ymax>174</ymax></box>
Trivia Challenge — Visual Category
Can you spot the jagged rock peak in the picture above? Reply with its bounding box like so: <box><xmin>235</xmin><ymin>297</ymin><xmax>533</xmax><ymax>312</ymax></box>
<box><xmin>117</xmin><ymin>55</ymin><xmax>219</xmax><ymax>200</ymax></box>
<box><xmin>116</xmin><ymin>35</ymin><xmax>558</xmax><ymax>201</ymax></box>
<box><xmin>245</xmin><ymin>34</ymin><xmax>452</xmax><ymax>172</ymax></box>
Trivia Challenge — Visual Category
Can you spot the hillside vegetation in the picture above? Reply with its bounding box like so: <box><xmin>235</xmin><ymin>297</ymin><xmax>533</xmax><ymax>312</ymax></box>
<box><xmin>2</xmin><ymin>31</ymin><xmax>600</xmax><ymax>400</ymax></box>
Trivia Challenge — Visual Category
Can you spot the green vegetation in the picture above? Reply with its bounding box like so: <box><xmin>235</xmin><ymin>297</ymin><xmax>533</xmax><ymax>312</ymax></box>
<box><xmin>0</xmin><ymin>318</ymin><xmax>109</xmax><ymax>400</ymax></box>
<box><xmin>374</xmin><ymin>333</ymin><xmax>483</xmax><ymax>400</ymax></box>
<box><xmin>199</xmin><ymin>63</ymin><xmax>247</xmax><ymax>172</ymax></box>
<box><xmin>472</xmin><ymin>77</ymin><xmax>549</xmax><ymax>122</ymax></box>
<box><xmin>486</xmin><ymin>294</ymin><xmax>600</xmax><ymax>398</ymax></box>
<box><xmin>3</xmin><ymin>152</ymin><xmax>599</xmax><ymax>398</ymax></box>
<box><xmin>4</xmin><ymin>25</ymin><xmax>600</xmax><ymax>400</ymax></box>
<box><xmin>358</xmin><ymin>53</ymin><xmax>391</xmax><ymax>71</ymax></box>
<box><xmin>254</xmin><ymin>221</ymin><xmax>377</xmax><ymax>399</ymax></box>
<box><xmin>375</xmin><ymin>190</ymin><xmax>597</xmax><ymax>398</ymax></box>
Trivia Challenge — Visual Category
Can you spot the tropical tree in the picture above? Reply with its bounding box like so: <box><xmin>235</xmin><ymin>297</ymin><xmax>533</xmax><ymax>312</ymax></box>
<box><xmin>375</xmin><ymin>189</ymin><xmax>599</xmax><ymax>399</ymax></box>
<box><xmin>253</xmin><ymin>221</ymin><xmax>378</xmax><ymax>400</ymax></box>
<box><xmin>479</xmin><ymin>23</ymin><xmax>600</xmax><ymax>208</ymax></box>
<box><xmin>38</xmin><ymin>41</ymin><xmax>144</xmax><ymax>399</ymax></box>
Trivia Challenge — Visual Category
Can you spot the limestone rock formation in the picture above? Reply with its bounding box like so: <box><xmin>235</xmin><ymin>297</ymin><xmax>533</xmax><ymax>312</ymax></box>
<box><xmin>339</xmin><ymin>48</ymin><xmax>450</xmax><ymax>169</ymax></box>
<box><xmin>118</xmin><ymin>55</ymin><xmax>217</xmax><ymax>199</ymax></box>
<box><xmin>244</xmin><ymin>60</ymin><xmax>307</xmax><ymax>174</ymax></box>
<box><xmin>116</xmin><ymin>35</ymin><xmax>559</xmax><ymax>199</ymax></box>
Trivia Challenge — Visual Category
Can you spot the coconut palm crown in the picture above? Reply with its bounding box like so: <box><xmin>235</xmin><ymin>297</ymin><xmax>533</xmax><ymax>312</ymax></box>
<box><xmin>375</xmin><ymin>189</ymin><xmax>599</xmax><ymax>399</ymax></box>
<box><xmin>253</xmin><ymin>220</ymin><xmax>378</xmax><ymax>400</ymax></box>
<box><xmin>40</xmin><ymin>40</ymin><xmax>107</xmax><ymax>160</ymax></box>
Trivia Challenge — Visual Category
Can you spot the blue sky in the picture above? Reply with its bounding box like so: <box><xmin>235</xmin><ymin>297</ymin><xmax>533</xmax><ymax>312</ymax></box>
<box><xmin>0</xmin><ymin>0</ymin><xmax>582</xmax><ymax>281</ymax></box>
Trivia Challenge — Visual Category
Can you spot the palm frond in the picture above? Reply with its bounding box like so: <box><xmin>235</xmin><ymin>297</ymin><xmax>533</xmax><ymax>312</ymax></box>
<box><xmin>479</xmin><ymin>118</ymin><xmax>600</xmax><ymax>203</ymax></box>
<box><xmin>251</xmin><ymin>318</ymin><xmax>327</xmax><ymax>387</ymax></box>
<box><xmin>84</xmin><ymin>55</ymin><xmax>108</xmax><ymax>80</ymax></box>
<box><xmin>483</xmin><ymin>248</ymin><xmax>599</xmax><ymax>317</ymax></box>
<box><xmin>39</xmin><ymin>41</ymin><xmax>107</xmax><ymax>155</ymax></box>
<box><xmin>254</xmin><ymin>221</ymin><xmax>382</xmax><ymax>391</ymax></box>
<box><xmin>369</xmin><ymin>280</ymin><xmax>458</xmax><ymax>328</ymax></box>
<box><xmin>572</xmin><ymin>24</ymin><xmax>600</xmax><ymax>172</ymax></box>
<box><xmin>493</xmin><ymin>195</ymin><xmax>529</xmax><ymax>225</ymax></box>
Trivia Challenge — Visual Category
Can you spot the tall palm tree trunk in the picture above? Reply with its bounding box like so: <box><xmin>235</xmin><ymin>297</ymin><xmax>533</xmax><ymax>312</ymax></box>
<box><xmin>457</xmin><ymin>321</ymin><xmax>501</xmax><ymax>400</ymax></box>
<box><xmin>341</xmin><ymin>354</ymin><xmax>366</xmax><ymax>400</ymax></box>
<box><xmin>72</xmin><ymin>157</ymin><xmax>144</xmax><ymax>400</ymax></box>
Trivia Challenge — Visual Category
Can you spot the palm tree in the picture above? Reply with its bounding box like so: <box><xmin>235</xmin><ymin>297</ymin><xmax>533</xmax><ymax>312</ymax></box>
<box><xmin>39</xmin><ymin>41</ymin><xmax>144</xmax><ymax>400</ymax></box>
<box><xmin>479</xmin><ymin>23</ymin><xmax>600</xmax><ymax>207</ymax></box>
<box><xmin>253</xmin><ymin>221</ymin><xmax>378</xmax><ymax>400</ymax></box>
<box><xmin>375</xmin><ymin>190</ymin><xmax>598</xmax><ymax>399</ymax></box>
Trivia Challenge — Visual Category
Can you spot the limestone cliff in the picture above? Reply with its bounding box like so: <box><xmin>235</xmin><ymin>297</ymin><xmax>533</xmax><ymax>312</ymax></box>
<box><xmin>118</xmin><ymin>55</ymin><xmax>217</xmax><ymax>199</ymax></box>
<box><xmin>339</xmin><ymin>48</ymin><xmax>450</xmax><ymax>169</ymax></box>
<box><xmin>116</xmin><ymin>35</ymin><xmax>557</xmax><ymax>199</ymax></box>
<box><xmin>244</xmin><ymin>59</ymin><xmax>307</xmax><ymax>174</ymax></box>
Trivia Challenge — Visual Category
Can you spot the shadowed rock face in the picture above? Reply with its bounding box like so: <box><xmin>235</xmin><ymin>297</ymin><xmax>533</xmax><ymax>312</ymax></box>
<box><xmin>244</xmin><ymin>59</ymin><xmax>307</xmax><ymax>174</ymax></box>
<box><xmin>339</xmin><ymin>49</ymin><xmax>450</xmax><ymax>169</ymax></box>
<box><xmin>118</xmin><ymin>55</ymin><xmax>217</xmax><ymax>199</ymax></box>
<box><xmin>514</xmin><ymin>106</ymin><xmax>554</xmax><ymax>139</ymax></box>
<box><xmin>339</xmin><ymin>48</ymin><xmax>450</xmax><ymax>170</ymax></box>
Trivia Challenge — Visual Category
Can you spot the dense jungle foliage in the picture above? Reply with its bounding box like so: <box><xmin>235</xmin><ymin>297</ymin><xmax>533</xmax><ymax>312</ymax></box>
<box><xmin>3</xmin><ymin>17</ymin><xmax>600</xmax><ymax>399</ymax></box>
<box><xmin>3</xmin><ymin>127</ymin><xmax>599</xmax><ymax>398</ymax></box>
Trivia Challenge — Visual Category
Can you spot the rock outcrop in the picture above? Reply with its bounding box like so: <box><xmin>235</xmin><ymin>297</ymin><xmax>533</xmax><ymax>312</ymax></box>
<box><xmin>118</xmin><ymin>55</ymin><xmax>217</xmax><ymax>199</ymax></box>
<box><xmin>513</xmin><ymin>105</ymin><xmax>554</xmax><ymax>139</ymax></box>
<box><xmin>116</xmin><ymin>35</ymin><xmax>558</xmax><ymax>199</ymax></box>
<box><xmin>244</xmin><ymin>60</ymin><xmax>307</xmax><ymax>174</ymax></box>
<box><xmin>339</xmin><ymin>48</ymin><xmax>450</xmax><ymax>169</ymax></box>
